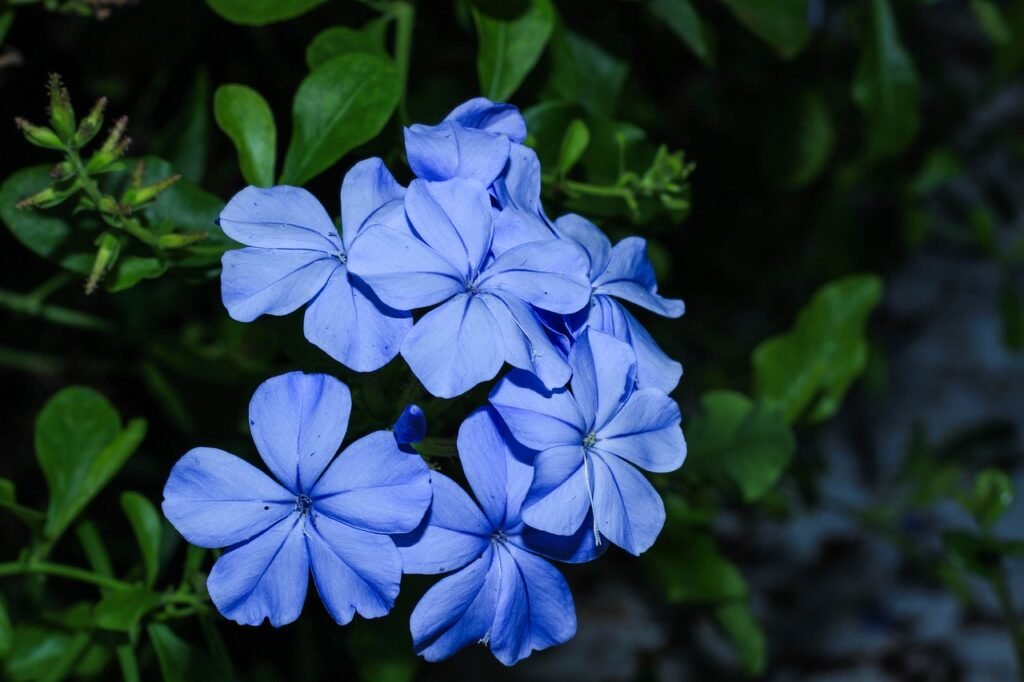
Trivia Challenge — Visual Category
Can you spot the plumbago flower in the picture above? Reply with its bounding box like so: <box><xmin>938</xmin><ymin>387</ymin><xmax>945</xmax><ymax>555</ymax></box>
<box><xmin>219</xmin><ymin>159</ymin><xmax>410</xmax><ymax>372</ymax></box>
<box><xmin>348</xmin><ymin>177</ymin><xmax>591</xmax><ymax>398</ymax></box>
<box><xmin>162</xmin><ymin>372</ymin><xmax>431</xmax><ymax>626</ymax></box>
<box><xmin>490</xmin><ymin>329</ymin><xmax>686</xmax><ymax>555</ymax></box>
<box><xmin>396</xmin><ymin>408</ymin><xmax>600</xmax><ymax>665</ymax></box>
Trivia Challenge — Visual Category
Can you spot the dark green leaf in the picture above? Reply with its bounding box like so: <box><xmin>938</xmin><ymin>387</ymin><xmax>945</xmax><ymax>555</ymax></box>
<box><xmin>715</xmin><ymin>600</ymin><xmax>767</xmax><ymax>676</ymax></box>
<box><xmin>413</xmin><ymin>437</ymin><xmax>457</xmax><ymax>458</ymax></box>
<box><xmin>0</xmin><ymin>10</ymin><xmax>14</xmax><ymax>47</ymax></box>
<box><xmin>753</xmin><ymin>274</ymin><xmax>883</xmax><ymax>423</ymax></box>
<box><xmin>348</xmin><ymin>617</ymin><xmax>419</xmax><ymax>682</ymax></box>
<box><xmin>972</xmin><ymin>0</ymin><xmax>1012</xmax><ymax>46</ymax></box>
<box><xmin>281</xmin><ymin>54</ymin><xmax>401</xmax><ymax>186</ymax></box>
<box><xmin>205</xmin><ymin>0</ymin><xmax>328</xmax><ymax>26</ymax></box>
<box><xmin>999</xmin><ymin>277</ymin><xmax>1024</xmax><ymax>352</ymax></box>
<box><xmin>648</xmin><ymin>0</ymin><xmax>714</xmax><ymax>64</ymax></box>
<box><xmin>473</xmin><ymin>0</ymin><xmax>556</xmax><ymax>101</ymax></box>
<box><xmin>687</xmin><ymin>391</ymin><xmax>795</xmax><ymax>503</ymax></box>
<box><xmin>4</xmin><ymin>627</ymin><xmax>92</xmax><ymax>682</ymax></box>
<box><xmin>962</xmin><ymin>468</ymin><xmax>1014</xmax><ymax>530</ymax></box>
<box><xmin>720</xmin><ymin>0</ymin><xmax>810</xmax><ymax>59</ymax></box>
<box><xmin>121</xmin><ymin>492</ymin><xmax>163</xmax><ymax>586</ymax></box>
<box><xmin>94</xmin><ymin>587</ymin><xmax>163</xmax><ymax>632</ymax></box>
<box><xmin>542</xmin><ymin>30</ymin><xmax>628</xmax><ymax>117</ymax></box>
<box><xmin>107</xmin><ymin>256</ymin><xmax>169</xmax><ymax>293</ymax></box>
<box><xmin>944</xmin><ymin>531</ymin><xmax>1004</xmax><ymax>579</ymax></box>
<box><xmin>557</xmin><ymin>119</ymin><xmax>590</xmax><ymax>176</ymax></box>
<box><xmin>0</xmin><ymin>479</ymin><xmax>12</xmax><ymax>506</ymax></box>
<box><xmin>214</xmin><ymin>85</ymin><xmax>277</xmax><ymax>187</ymax></box>
<box><xmin>35</xmin><ymin>386</ymin><xmax>147</xmax><ymax>543</ymax></box>
<box><xmin>765</xmin><ymin>91</ymin><xmax>835</xmax><ymax>189</ymax></box>
<box><xmin>148</xmin><ymin>623</ymin><xmax>213</xmax><ymax>682</ymax></box>
<box><xmin>306</xmin><ymin>19</ymin><xmax>391</xmax><ymax>70</ymax></box>
<box><xmin>0</xmin><ymin>599</ymin><xmax>11</xmax><ymax>659</ymax></box>
<box><xmin>77</xmin><ymin>520</ymin><xmax>115</xmax><ymax>580</ymax></box>
<box><xmin>851</xmin><ymin>0</ymin><xmax>920</xmax><ymax>158</ymax></box>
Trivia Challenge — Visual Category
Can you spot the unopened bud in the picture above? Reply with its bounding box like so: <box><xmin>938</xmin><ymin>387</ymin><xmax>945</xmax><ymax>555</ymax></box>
<box><xmin>123</xmin><ymin>174</ymin><xmax>180</xmax><ymax>207</ymax></box>
<box><xmin>16</xmin><ymin>185</ymin><xmax>74</xmax><ymax>209</ymax></box>
<box><xmin>85</xmin><ymin>232</ymin><xmax>121</xmax><ymax>295</ymax></box>
<box><xmin>15</xmin><ymin>117</ymin><xmax>64</xmax><ymax>150</ymax></box>
<box><xmin>50</xmin><ymin>160</ymin><xmax>75</xmax><ymax>180</ymax></box>
<box><xmin>86</xmin><ymin>117</ymin><xmax>130</xmax><ymax>173</ymax></box>
<box><xmin>47</xmin><ymin>73</ymin><xmax>76</xmax><ymax>142</ymax></box>
<box><xmin>74</xmin><ymin>96</ymin><xmax>107</xmax><ymax>147</ymax></box>
<box><xmin>157</xmin><ymin>231</ymin><xmax>208</xmax><ymax>249</ymax></box>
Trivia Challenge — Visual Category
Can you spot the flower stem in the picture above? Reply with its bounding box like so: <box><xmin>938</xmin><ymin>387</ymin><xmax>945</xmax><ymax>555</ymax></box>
<box><xmin>0</xmin><ymin>560</ymin><xmax>131</xmax><ymax>590</ymax></box>
<box><xmin>390</xmin><ymin>1</ymin><xmax>414</xmax><ymax>124</ymax></box>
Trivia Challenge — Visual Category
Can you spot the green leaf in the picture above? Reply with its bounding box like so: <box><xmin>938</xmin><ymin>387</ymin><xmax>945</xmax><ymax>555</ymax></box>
<box><xmin>0</xmin><ymin>479</ymin><xmax>12</xmax><ymax>506</ymax></box>
<box><xmin>720</xmin><ymin>0</ymin><xmax>810</xmax><ymax>59</ymax></box>
<box><xmin>851</xmin><ymin>0</ymin><xmax>920</xmax><ymax>158</ymax></box>
<box><xmin>205</xmin><ymin>0</ymin><xmax>328</xmax><ymax>26</ymax></box>
<box><xmin>715</xmin><ymin>600</ymin><xmax>767</xmax><ymax>676</ymax></box>
<box><xmin>306</xmin><ymin>19</ymin><xmax>391</xmax><ymax>70</ymax></box>
<box><xmin>0</xmin><ymin>599</ymin><xmax>11</xmax><ymax>659</ymax></box>
<box><xmin>148</xmin><ymin>623</ymin><xmax>213</xmax><ymax>682</ymax></box>
<box><xmin>765</xmin><ymin>91</ymin><xmax>836</xmax><ymax>189</ymax></box>
<box><xmin>753</xmin><ymin>274</ymin><xmax>883</xmax><ymax>424</ymax></box>
<box><xmin>557</xmin><ymin>119</ymin><xmax>590</xmax><ymax>176</ymax></box>
<box><xmin>121</xmin><ymin>492</ymin><xmax>163</xmax><ymax>586</ymax></box>
<box><xmin>4</xmin><ymin>627</ymin><xmax>94</xmax><ymax>682</ymax></box>
<box><xmin>648</xmin><ymin>0</ymin><xmax>714</xmax><ymax>64</ymax></box>
<box><xmin>281</xmin><ymin>54</ymin><xmax>401</xmax><ymax>186</ymax></box>
<box><xmin>0</xmin><ymin>10</ymin><xmax>14</xmax><ymax>47</ymax></box>
<box><xmin>107</xmin><ymin>256</ymin><xmax>169</xmax><ymax>293</ymax></box>
<box><xmin>213</xmin><ymin>85</ymin><xmax>277</xmax><ymax>187</ymax></box>
<box><xmin>94</xmin><ymin>587</ymin><xmax>163</xmax><ymax>632</ymax></box>
<box><xmin>541</xmin><ymin>30</ymin><xmax>628</xmax><ymax>117</ymax></box>
<box><xmin>972</xmin><ymin>0</ymin><xmax>1012</xmax><ymax>46</ymax></box>
<box><xmin>35</xmin><ymin>387</ymin><xmax>147</xmax><ymax>543</ymax></box>
<box><xmin>687</xmin><ymin>391</ymin><xmax>795</xmax><ymax>503</ymax></box>
<box><xmin>999</xmin><ymin>276</ymin><xmax>1024</xmax><ymax>352</ymax></box>
<box><xmin>473</xmin><ymin>0</ymin><xmax>556</xmax><ymax>101</ymax></box>
<box><xmin>962</xmin><ymin>468</ymin><xmax>1014</xmax><ymax>530</ymax></box>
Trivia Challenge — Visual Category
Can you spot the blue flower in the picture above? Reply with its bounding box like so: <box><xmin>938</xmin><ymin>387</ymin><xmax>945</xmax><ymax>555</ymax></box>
<box><xmin>347</xmin><ymin>177</ymin><xmax>591</xmax><ymax>398</ymax></box>
<box><xmin>219</xmin><ymin>159</ymin><xmax>411</xmax><ymax>372</ymax></box>
<box><xmin>489</xmin><ymin>329</ymin><xmax>686</xmax><ymax>555</ymax></box>
<box><xmin>393</xmin><ymin>404</ymin><xmax>426</xmax><ymax>445</ymax></box>
<box><xmin>554</xmin><ymin>214</ymin><xmax>685</xmax><ymax>393</ymax></box>
<box><xmin>396</xmin><ymin>408</ymin><xmax>600</xmax><ymax>665</ymax></box>
<box><xmin>161</xmin><ymin>372</ymin><xmax>432</xmax><ymax>627</ymax></box>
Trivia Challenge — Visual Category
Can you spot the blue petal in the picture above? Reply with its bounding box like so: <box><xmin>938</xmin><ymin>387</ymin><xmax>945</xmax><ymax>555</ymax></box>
<box><xmin>593</xmin><ymin>237</ymin><xmax>685</xmax><ymax>317</ymax></box>
<box><xmin>480</xmin><ymin>293</ymin><xmax>571</xmax><ymax>390</ymax></box>
<box><xmin>248</xmin><ymin>372</ymin><xmax>351</xmax><ymax>494</ymax></box>
<box><xmin>515</xmin><ymin>512</ymin><xmax>608</xmax><ymax>564</ymax></box>
<box><xmin>520</xmin><ymin>445</ymin><xmax>590</xmax><ymax>536</ymax></box>
<box><xmin>457</xmin><ymin>408</ymin><xmax>534</xmax><ymax>530</ymax></box>
<box><xmin>410</xmin><ymin>547</ymin><xmax>500</xmax><ymax>662</ymax></box>
<box><xmin>569</xmin><ymin>329</ymin><xmax>637</xmax><ymax>432</ymax></box>
<box><xmin>478</xmin><ymin>239</ymin><xmax>591</xmax><ymax>314</ymax></box>
<box><xmin>400</xmin><ymin>294</ymin><xmax>505</xmax><ymax>398</ymax></box>
<box><xmin>493</xmin><ymin>145</ymin><xmax>543</xmax><ymax>214</ymax></box>
<box><xmin>340</xmin><ymin>157</ymin><xmax>406</xmax><ymax>250</ymax></box>
<box><xmin>220</xmin><ymin>248</ymin><xmax>337</xmax><ymax>323</ymax></box>
<box><xmin>445</xmin><ymin>98</ymin><xmax>527</xmax><ymax>142</ymax></box>
<box><xmin>219</xmin><ymin>185</ymin><xmax>341</xmax><ymax>253</ymax></box>
<box><xmin>395</xmin><ymin>473</ymin><xmax>490</xmax><ymax>575</ymax></box>
<box><xmin>405</xmin><ymin>121</ymin><xmax>511</xmax><ymax>186</ymax></box>
<box><xmin>306</xmin><ymin>514</ymin><xmax>401</xmax><ymax>625</ymax></box>
<box><xmin>590</xmin><ymin>453</ymin><xmax>665</xmax><ymax>555</ymax></box>
<box><xmin>346</xmin><ymin>224</ymin><xmax>465</xmax><ymax>310</ymax></box>
<box><xmin>311</xmin><ymin>431</ymin><xmax>431</xmax><ymax>534</ymax></box>
<box><xmin>490</xmin><ymin>208</ymin><xmax>556</xmax><ymax>257</ymax></box>
<box><xmin>489</xmin><ymin>370</ymin><xmax>585</xmax><ymax>450</ymax></box>
<box><xmin>589</xmin><ymin>296</ymin><xmax>683</xmax><ymax>394</ymax></box>
<box><xmin>554</xmin><ymin>213</ymin><xmax>611</xmax><ymax>278</ymax></box>
<box><xmin>162</xmin><ymin>447</ymin><xmax>294</xmax><ymax>549</ymax></box>
<box><xmin>392</xmin><ymin>404</ymin><xmax>427</xmax><ymax>445</ymax></box>
<box><xmin>594</xmin><ymin>388</ymin><xmax>685</xmax><ymax>473</ymax></box>
<box><xmin>303</xmin><ymin>267</ymin><xmax>411</xmax><ymax>372</ymax></box>
<box><xmin>206</xmin><ymin>517</ymin><xmax>309</xmax><ymax>627</ymax></box>
<box><xmin>405</xmin><ymin>178</ymin><xmax>493</xmax><ymax>277</ymax></box>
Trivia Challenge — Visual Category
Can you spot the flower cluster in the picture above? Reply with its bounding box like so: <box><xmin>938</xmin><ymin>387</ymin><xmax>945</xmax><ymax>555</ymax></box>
<box><xmin>162</xmin><ymin>99</ymin><xmax>687</xmax><ymax>665</ymax></box>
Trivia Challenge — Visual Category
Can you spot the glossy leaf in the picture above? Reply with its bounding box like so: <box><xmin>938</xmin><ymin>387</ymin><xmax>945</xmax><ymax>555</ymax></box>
<box><xmin>753</xmin><ymin>275</ymin><xmax>883</xmax><ymax>424</ymax></box>
<box><xmin>35</xmin><ymin>386</ymin><xmax>147</xmax><ymax>543</ymax></box>
<box><xmin>306</xmin><ymin>19</ymin><xmax>390</xmax><ymax>70</ymax></box>
<box><xmin>557</xmin><ymin>119</ymin><xmax>590</xmax><ymax>176</ymax></box>
<box><xmin>715</xmin><ymin>600</ymin><xmax>767</xmax><ymax>676</ymax></box>
<box><xmin>687</xmin><ymin>391</ymin><xmax>795</xmax><ymax>503</ymax></box>
<box><xmin>122</xmin><ymin>491</ymin><xmax>163</xmax><ymax>586</ymax></box>
<box><xmin>648</xmin><ymin>0</ymin><xmax>714</xmax><ymax>64</ymax></box>
<box><xmin>205</xmin><ymin>0</ymin><xmax>328</xmax><ymax>26</ymax></box>
<box><xmin>720</xmin><ymin>0</ymin><xmax>810</xmax><ymax>59</ymax></box>
<box><xmin>4</xmin><ymin>627</ymin><xmax>99</xmax><ymax>681</ymax></box>
<box><xmin>214</xmin><ymin>85</ymin><xmax>277</xmax><ymax>187</ymax></box>
<box><xmin>94</xmin><ymin>587</ymin><xmax>163</xmax><ymax>632</ymax></box>
<box><xmin>281</xmin><ymin>54</ymin><xmax>401</xmax><ymax>186</ymax></box>
<box><xmin>473</xmin><ymin>0</ymin><xmax>556</xmax><ymax>101</ymax></box>
<box><xmin>542</xmin><ymin>30</ymin><xmax>628</xmax><ymax>117</ymax></box>
<box><xmin>107</xmin><ymin>256</ymin><xmax>169</xmax><ymax>293</ymax></box>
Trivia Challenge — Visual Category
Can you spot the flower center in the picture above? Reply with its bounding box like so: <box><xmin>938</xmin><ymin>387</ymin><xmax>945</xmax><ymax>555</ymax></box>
<box><xmin>294</xmin><ymin>494</ymin><xmax>313</xmax><ymax>516</ymax></box>
<box><xmin>490</xmin><ymin>530</ymin><xmax>507</xmax><ymax>545</ymax></box>
<box><xmin>583</xmin><ymin>432</ymin><xmax>598</xmax><ymax>449</ymax></box>
<box><xmin>336</xmin><ymin>251</ymin><xmax>348</xmax><ymax>265</ymax></box>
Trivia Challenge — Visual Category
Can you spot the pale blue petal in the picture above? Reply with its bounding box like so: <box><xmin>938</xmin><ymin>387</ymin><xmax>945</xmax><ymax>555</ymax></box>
<box><xmin>162</xmin><ymin>447</ymin><xmax>294</xmax><ymax>549</ymax></box>
<box><xmin>395</xmin><ymin>473</ymin><xmax>490</xmax><ymax>575</ymax></box>
<box><xmin>392</xmin><ymin>404</ymin><xmax>426</xmax><ymax>445</ymax></box>
<box><xmin>569</xmin><ymin>329</ymin><xmax>637</xmax><ymax>432</ymax></box>
<box><xmin>306</xmin><ymin>514</ymin><xmax>401</xmax><ymax>625</ymax></box>
<box><xmin>478</xmin><ymin>239</ymin><xmax>591</xmax><ymax>314</ymax></box>
<box><xmin>490</xmin><ymin>208</ymin><xmax>556</xmax><ymax>256</ymax></box>
<box><xmin>593</xmin><ymin>236</ymin><xmax>685</xmax><ymax>317</ymax></box>
<box><xmin>445</xmin><ymin>98</ymin><xmax>527</xmax><ymax>142</ymax></box>
<box><xmin>489</xmin><ymin>546</ymin><xmax>530</xmax><ymax>665</ymax></box>
<box><xmin>489</xmin><ymin>370</ymin><xmax>585</xmax><ymax>450</ymax></box>
<box><xmin>311</xmin><ymin>431</ymin><xmax>431</xmax><ymax>534</ymax></box>
<box><xmin>219</xmin><ymin>185</ymin><xmax>341</xmax><ymax>253</ymax></box>
<box><xmin>594</xmin><ymin>388</ymin><xmax>685</xmax><ymax>473</ymax></box>
<box><xmin>340</xmin><ymin>157</ymin><xmax>406</xmax><ymax>250</ymax></box>
<box><xmin>589</xmin><ymin>297</ymin><xmax>683</xmax><ymax>394</ymax></box>
<box><xmin>520</xmin><ymin>445</ymin><xmax>590</xmax><ymax>536</ymax></box>
<box><xmin>405</xmin><ymin>121</ymin><xmax>511</xmax><ymax>186</ymax></box>
<box><xmin>405</xmin><ymin>178</ymin><xmax>492</xmax><ymax>277</ymax></box>
<box><xmin>480</xmin><ymin>293</ymin><xmax>571</xmax><ymax>391</ymax></box>
<box><xmin>457</xmin><ymin>408</ymin><xmax>533</xmax><ymax>529</ymax></box>
<box><xmin>493</xmin><ymin>145</ymin><xmax>542</xmax><ymax>214</ymax></box>
<box><xmin>206</xmin><ymin>518</ymin><xmax>309</xmax><ymax>627</ymax></box>
<box><xmin>515</xmin><ymin>512</ymin><xmax>608</xmax><ymax>564</ymax></box>
<box><xmin>554</xmin><ymin>213</ymin><xmax>611</xmax><ymax>278</ymax></box>
<box><xmin>590</xmin><ymin>453</ymin><xmax>665</xmax><ymax>556</ymax></box>
<box><xmin>248</xmin><ymin>372</ymin><xmax>350</xmax><ymax>494</ymax></box>
<box><xmin>400</xmin><ymin>294</ymin><xmax>505</xmax><ymax>398</ymax></box>
<box><xmin>303</xmin><ymin>267</ymin><xmax>411</xmax><ymax>372</ymax></box>
<box><xmin>221</xmin><ymin>248</ymin><xmax>337</xmax><ymax>323</ymax></box>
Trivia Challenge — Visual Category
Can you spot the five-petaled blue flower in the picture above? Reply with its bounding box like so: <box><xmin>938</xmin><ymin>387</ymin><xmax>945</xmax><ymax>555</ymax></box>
<box><xmin>396</xmin><ymin>408</ymin><xmax>600</xmax><ymax>665</ymax></box>
<box><xmin>489</xmin><ymin>329</ymin><xmax>686</xmax><ymax>555</ymax></box>
<box><xmin>219</xmin><ymin>159</ymin><xmax>411</xmax><ymax>372</ymax></box>
<box><xmin>162</xmin><ymin>372</ymin><xmax>432</xmax><ymax>627</ymax></box>
<box><xmin>348</xmin><ymin>177</ymin><xmax>592</xmax><ymax>398</ymax></box>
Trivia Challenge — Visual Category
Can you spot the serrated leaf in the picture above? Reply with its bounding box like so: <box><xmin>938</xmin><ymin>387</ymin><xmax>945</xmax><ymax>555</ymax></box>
<box><xmin>306</xmin><ymin>19</ymin><xmax>390</xmax><ymax>70</ymax></box>
<box><xmin>648</xmin><ymin>0</ymin><xmax>714</xmax><ymax>64</ymax></box>
<box><xmin>205</xmin><ymin>0</ymin><xmax>328</xmax><ymax>26</ymax></box>
<box><xmin>121</xmin><ymin>492</ymin><xmax>163</xmax><ymax>586</ymax></box>
<box><xmin>473</xmin><ymin>0</ymin><xmax>556</xmax><ymax>101</ymax></box>
<box><xmin>281</xmin><ymin>53</ymin><xmax>401</xmax><ymax>186</ymax></box>
<box><xmin>721</xmin><ymin>0</ymin><xmax>810</xmax><ymax>59</ymax></box>
<box><xmin>214</xmin><ymin>85</ymin><xmax>277</xmax><ymax>187</ymax></box>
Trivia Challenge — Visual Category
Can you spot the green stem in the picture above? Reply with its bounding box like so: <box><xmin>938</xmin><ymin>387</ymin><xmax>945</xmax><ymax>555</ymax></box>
<box><xmin>992</xmin><ymin>565</ymin><xmax>1024</xmax><ymax>676</ymax></box>
<box><xmin>27</xmin><ymin>271</ymin><xmax>74</xmax><ymax>304</ymax></box>
<box><xmin>0</xmin><ymin>560</ymin><xmax>131</xmax><ymax>590</ymax></box>
<box><xmin>390</xmin><ymin>1</ymin><xmax>414</xmax><ymax>124</ymax></box>
<box><xmin>65</xmin><ymin>148</ymin><xmax>158</xmax><ymax>247</ymax></box>
<box><xmin>0</xmin><ymin>287</ymin><xmax>115</xmax><ymax>332</ymax></box>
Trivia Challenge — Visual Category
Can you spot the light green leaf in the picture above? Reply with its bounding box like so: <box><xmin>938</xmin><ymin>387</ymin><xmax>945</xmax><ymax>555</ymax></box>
<box><xmin>0</xmin><ymin>599</ymin><xmax>11</xmax><ymax>659</ymax></box>
<box><xmin>35</xmin><ymin>387</ymin><xmax>147</xmax><ymax>543</ymax></box>
<box><xmin>753</xmin><ymin>275</ymin><xmax>883</xmax><ymax>424</ymax></box>
<box><xmin>715</xmin><ymin>600</ymin><xmax>767</xmax><ymax>676</ymax></box>
<box><xmin>214</xmin><ymin>85</ymin><xmax>277</xmax><ymax>187</ymax></box>
<box><xmin>687</xmin><ymin>391</ymin><xmax>795</xmax><ymax>503</ymax></box>
<box><xmin>107</xmin><ymin>256</ymin><xmax>169</xmax><ymax>293</ymax></box>
<box><xmin>473</xmin><ymin>0</ymin><xmax>556</xmax><ymax>101</ymax></box>
<box><xmin>148</xmin><ymin>623</ymin><xmax>212</xmax><ymax>682</ymax></box>
<box><xmin>541</xmin><ymin>30</ymin><xmax>628</xmax><ymax>117</ymax></box>
<box><xmin>121</xmin><ymin>492</ymin><xmax>163</xmax><ymax>586</ymax></box>
<box><xmin>557</xmin><ymin>119</ymin><xmax>590</xmax><ymax>176</ymax></box>
<box><xmin>962</xmin><ymin>468</ymin><xmax>1014</xmax><ymax>530</ymax></box>
<box><xmin>94</xmin><ymin>587</ymin><xmax>163</xmax><ymax>632</ymax></box>
<box><xmin>720</xmin><ymin>0</ymin><xmax>810</xmax><ymax>59</ymax></box>
<box><xmin>281</xmin><ymin>54</ymin><xmax>401</xmax><ymax>186</ymax></box>
<box><xmin>306</xmin><ymin>19</ymin><xmax>391</xmax><ymax>70</ymax></box>
<box><xmin>851</xmin><ymin>0</ymin><xmax>920</xmax><ymax>158</ymax></box>
<box><xmin>648</xmin><ymin>0</ymin><xmax>714</xmax><ymax>64</ymax></box>
<box><xmin>205</xmin><ymin>0</ymin><xmax>328</xmax><ymax>26</ymax></box>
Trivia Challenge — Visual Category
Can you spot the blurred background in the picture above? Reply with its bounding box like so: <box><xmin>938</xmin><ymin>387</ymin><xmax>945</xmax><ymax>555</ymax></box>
<box><xmin>1</xmin><ymin>0</ymin><xmax>1023</xmax><ymax>680</ymax></box>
